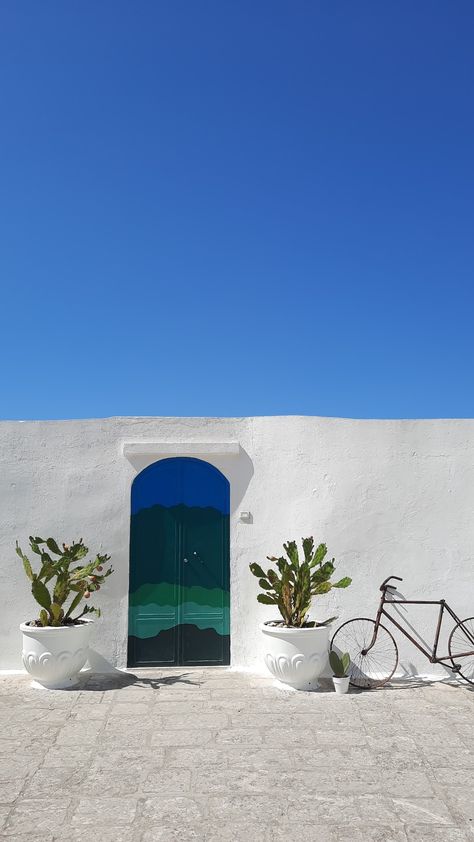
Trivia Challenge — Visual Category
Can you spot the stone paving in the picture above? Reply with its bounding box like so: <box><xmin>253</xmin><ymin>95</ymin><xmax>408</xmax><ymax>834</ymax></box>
<box><xmin>0</xmin><ymin>668</ymin><xmax>474</xmax><ymax>841</ymax></box>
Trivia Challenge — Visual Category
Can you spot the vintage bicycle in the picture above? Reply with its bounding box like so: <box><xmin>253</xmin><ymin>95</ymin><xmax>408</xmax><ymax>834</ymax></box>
<box><xmin>330</xmin><ymin>575</ymin><xmax>474</xmax><ymax>689</ymax></box>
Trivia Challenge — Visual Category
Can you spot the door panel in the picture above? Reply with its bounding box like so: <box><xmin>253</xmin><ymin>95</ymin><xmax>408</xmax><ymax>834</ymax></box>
<box><xmin>128</xmin><ymin>457</ymin><xmax>230</xmax><ymax>667</ymax></box>
<box><xmin>128</xmin><ymin>505</ymin><xmax>180</xmax><ymax>666</ymax></box>
<box><xmin>180</xmin><ymin>500</ymin><xmax>230</xmax><ymax>665</ymax></box>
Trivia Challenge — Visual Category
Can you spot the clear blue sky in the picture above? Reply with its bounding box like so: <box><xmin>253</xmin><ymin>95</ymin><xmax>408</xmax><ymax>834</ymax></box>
<box><xmin>1</xmin><ymin>2</ymin><xmax>473</xmax><ymax>420</ymax></box>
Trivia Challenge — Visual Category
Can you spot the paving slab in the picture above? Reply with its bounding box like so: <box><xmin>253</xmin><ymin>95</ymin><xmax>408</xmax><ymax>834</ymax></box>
<box><xmin>0</xmin><ymin>668</ymin><xmax>473</xmax><ymax>841</ymax></box>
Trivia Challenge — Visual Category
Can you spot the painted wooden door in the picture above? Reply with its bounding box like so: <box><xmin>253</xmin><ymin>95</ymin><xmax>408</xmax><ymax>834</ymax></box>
<box><xmin>128</xmin><ymin>457</ymin><xmax>230</xmax><ymax>667</ymax></box>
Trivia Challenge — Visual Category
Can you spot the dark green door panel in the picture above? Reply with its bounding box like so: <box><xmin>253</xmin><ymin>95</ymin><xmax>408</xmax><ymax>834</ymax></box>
<box><xmin>128</xmin><ymin>505</ymin><xmax>180</xmax><ymax>666</ymax></box>
<box><xmin>180</xmin><ymin>504</ymin><xmax>230</xmax><ymax>664</ymax></box>
<box><xmin>128</xmin><ymin>458</ymin><xmax>230</xmax><ymax>667</ymax></box>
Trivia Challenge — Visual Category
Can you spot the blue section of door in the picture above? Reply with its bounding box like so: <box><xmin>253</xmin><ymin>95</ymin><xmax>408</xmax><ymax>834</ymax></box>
<box><xmin>131</xmin><ymin>457</ymin><xmax>230</xmax><ymax>515</ymax></box>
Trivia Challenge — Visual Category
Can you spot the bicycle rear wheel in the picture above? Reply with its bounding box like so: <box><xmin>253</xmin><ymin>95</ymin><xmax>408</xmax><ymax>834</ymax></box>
<box><xmin>331</xmin><ymin>618</ymin><xmax>398</xmax><ymax>689</ymax></box>
<box><xmin>448</xmin><ymin>617</ymin><xmax>474</xmax><ymax>686</ymax></box>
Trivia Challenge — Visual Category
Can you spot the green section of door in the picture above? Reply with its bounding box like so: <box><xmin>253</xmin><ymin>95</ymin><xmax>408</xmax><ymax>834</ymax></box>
<box><xmin>127</xmin><ymin>458</ymin><xmax>230</xmax><ymax>667</ymax></box>
<box><xmin>179</xmin><ymin>503</ymin><xmax>229</xmax><ymax>659</ymax></box>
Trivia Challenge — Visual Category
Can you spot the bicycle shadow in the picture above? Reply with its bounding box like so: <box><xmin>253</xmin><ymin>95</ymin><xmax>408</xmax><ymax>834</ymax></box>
<box><xmin>351</xmin><ymin>663</ymin><xmax>472</xmax><ymax>693</ymax></box>
<box><xmin>388</xmin><ymin>673</ymin><xmax>462</xmax><ymax>690</ymax></box>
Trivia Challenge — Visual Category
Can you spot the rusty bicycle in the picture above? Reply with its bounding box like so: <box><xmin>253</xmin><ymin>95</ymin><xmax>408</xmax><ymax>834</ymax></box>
<box><xmin>330</xmin><ymin>575</ymin><xmax>474</xmax><ymax>689</ymax></box>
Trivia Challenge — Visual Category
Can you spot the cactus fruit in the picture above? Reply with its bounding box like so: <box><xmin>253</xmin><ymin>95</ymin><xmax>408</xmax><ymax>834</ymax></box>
<box><xmin>17</xmin><ymin>537</ymin><xmax>113</xmax><ymax>626</ymax></box>
<box><xmin>329</xmin><ymin>650</ymin><xmax>351</xmax><ymax>677</ymax></box>
<box><xmin>249</xmin><ymin>537</ymin><xmax>352</xmax><ymax>628</ymax></box>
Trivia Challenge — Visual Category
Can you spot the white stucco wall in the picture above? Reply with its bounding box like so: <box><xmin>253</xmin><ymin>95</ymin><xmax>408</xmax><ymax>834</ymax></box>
<box><xmin>1</xmin><ymin>415</ymin><xmax>473</xmax><ymax>677</ymax></box>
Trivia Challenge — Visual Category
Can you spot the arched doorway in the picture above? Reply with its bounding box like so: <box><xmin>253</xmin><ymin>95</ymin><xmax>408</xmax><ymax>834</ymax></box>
<box><xmin>128</xmin><ymin>457</ymin><xmax>230</xmax><ymax>667</ymax></box>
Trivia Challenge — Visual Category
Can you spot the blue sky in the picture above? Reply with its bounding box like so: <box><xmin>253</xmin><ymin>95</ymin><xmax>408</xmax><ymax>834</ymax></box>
<box><xmin>1</xmin><ymin>2</ymin><xmax>473</xmax><ymax>419</ymax></box>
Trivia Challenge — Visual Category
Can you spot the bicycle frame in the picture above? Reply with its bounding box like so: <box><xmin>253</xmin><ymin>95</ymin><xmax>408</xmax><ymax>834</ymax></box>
<box><xmin>365</xmin><ymin>588</ymin><xmax>474</xmax><ymax>667</ymax></box>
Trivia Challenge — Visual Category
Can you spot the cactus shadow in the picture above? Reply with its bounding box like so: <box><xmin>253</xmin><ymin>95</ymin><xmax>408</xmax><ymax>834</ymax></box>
<box><xmin>78</xmin><ymin>669</ymin><xmax>199</xmax><ymax>692</ymax></box>
<box><xmin>77</xmin><ymin>651</ymin><xmax>201</xmax><ymax>692</ymax></box>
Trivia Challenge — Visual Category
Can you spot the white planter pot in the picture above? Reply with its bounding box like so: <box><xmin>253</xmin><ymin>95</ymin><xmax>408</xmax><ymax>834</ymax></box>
<box><xmin>332</xmin><ymin>676</ymin><xmax>350</xmax><ymax>695</ymax></box>
<box><xmin>260</xmin><ymin>622</ymin><xmax>329</xmax><ymax>690</ymax></box>
<box><xmin>20</xmin><ymin>620</ymin><xmax>93</xmax><ymax>689</ymax></box>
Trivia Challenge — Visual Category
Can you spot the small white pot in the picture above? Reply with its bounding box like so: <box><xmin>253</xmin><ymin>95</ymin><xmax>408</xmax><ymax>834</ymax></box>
<box><xmin>20</xmin><ymin>620</ymin><xmax>93</xmax><ymax>689</ymax></box>
<box><xmin>260</xmin><ymin>622</ymin><xmax>329</xmax><ymax>690</ymax></box>
<box><xmin>332</xmin><ymin>676</ymin><xmax>350</xmax><ymax>695</ymax></box>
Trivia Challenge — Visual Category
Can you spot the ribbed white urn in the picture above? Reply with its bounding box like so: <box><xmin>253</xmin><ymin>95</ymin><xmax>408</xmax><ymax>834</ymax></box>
<box><xmin>20</xmin><ymin>620</ymin><xmax>92</xmax><ymax>689</ymax></box>
<box><xmin>260</xmin><ymin>622</ymin><xmax>329</xmax><ymax>690</ymax></box>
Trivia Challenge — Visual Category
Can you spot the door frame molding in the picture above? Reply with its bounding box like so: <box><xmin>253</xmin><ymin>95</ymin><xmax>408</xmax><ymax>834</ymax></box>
<box><xmin>123</xmin><ymin>441</ymin><xmax>240</xmax><ymax>460</ymax></box>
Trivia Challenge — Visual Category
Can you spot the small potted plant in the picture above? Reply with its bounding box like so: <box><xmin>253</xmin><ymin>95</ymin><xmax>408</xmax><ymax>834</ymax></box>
<box><xmin>249</xmin><ymin>537</ymin><xmax>351</xmax><ymax>690</ymax></box>
<box><xmin>329</xmin><ymin>650</ymin><xmax>351</xmax><ymax>694</ymax></box>
<box><xmin>18</xmin><ymin>536</ymin><xmax>113</xmax><ymax>689</ymax></box>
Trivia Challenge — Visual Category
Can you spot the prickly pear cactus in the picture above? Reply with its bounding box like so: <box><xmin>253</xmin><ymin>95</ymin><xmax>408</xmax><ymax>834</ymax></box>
<box><xmin>249</xmin><ymin>536</ymin><xmax>351</xmax><ymax>628</ymax></box>
<box><xmin>16</xmin><ymin>537</ymin><xmax>113</xmax><ymax>626</ymax></box>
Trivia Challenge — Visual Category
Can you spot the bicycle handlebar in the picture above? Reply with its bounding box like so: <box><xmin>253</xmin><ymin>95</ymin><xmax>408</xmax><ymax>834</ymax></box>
<box><xmin>380</xmin><ymin>575</ymin><xmax>403</xmax><ymax>591</ymax></box>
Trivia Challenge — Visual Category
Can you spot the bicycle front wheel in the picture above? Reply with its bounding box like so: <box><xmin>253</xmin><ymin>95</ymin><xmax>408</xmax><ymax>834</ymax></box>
<box><xmin>331</xmin><ymin>618</ymin><xmax>398</xmax><ymax>689</ymax></box>
<box><xmin>448</xmin><ymin>617</ymin><xmax>474</xmax><ymax>686</ymax></box>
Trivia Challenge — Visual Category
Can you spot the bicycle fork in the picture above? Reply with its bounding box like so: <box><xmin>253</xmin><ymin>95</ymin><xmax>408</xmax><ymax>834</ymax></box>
<box><xmin>361</xmin><ymin>600</ymin><xmax>384</xmax><ymax>656</ymax></box>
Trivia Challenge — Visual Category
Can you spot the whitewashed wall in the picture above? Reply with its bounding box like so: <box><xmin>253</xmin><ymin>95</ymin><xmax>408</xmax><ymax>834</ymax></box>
<box><xmin>0</xmin><ymin>416</ymin><xmax>473</xmax><ymax>677</ymax></box>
